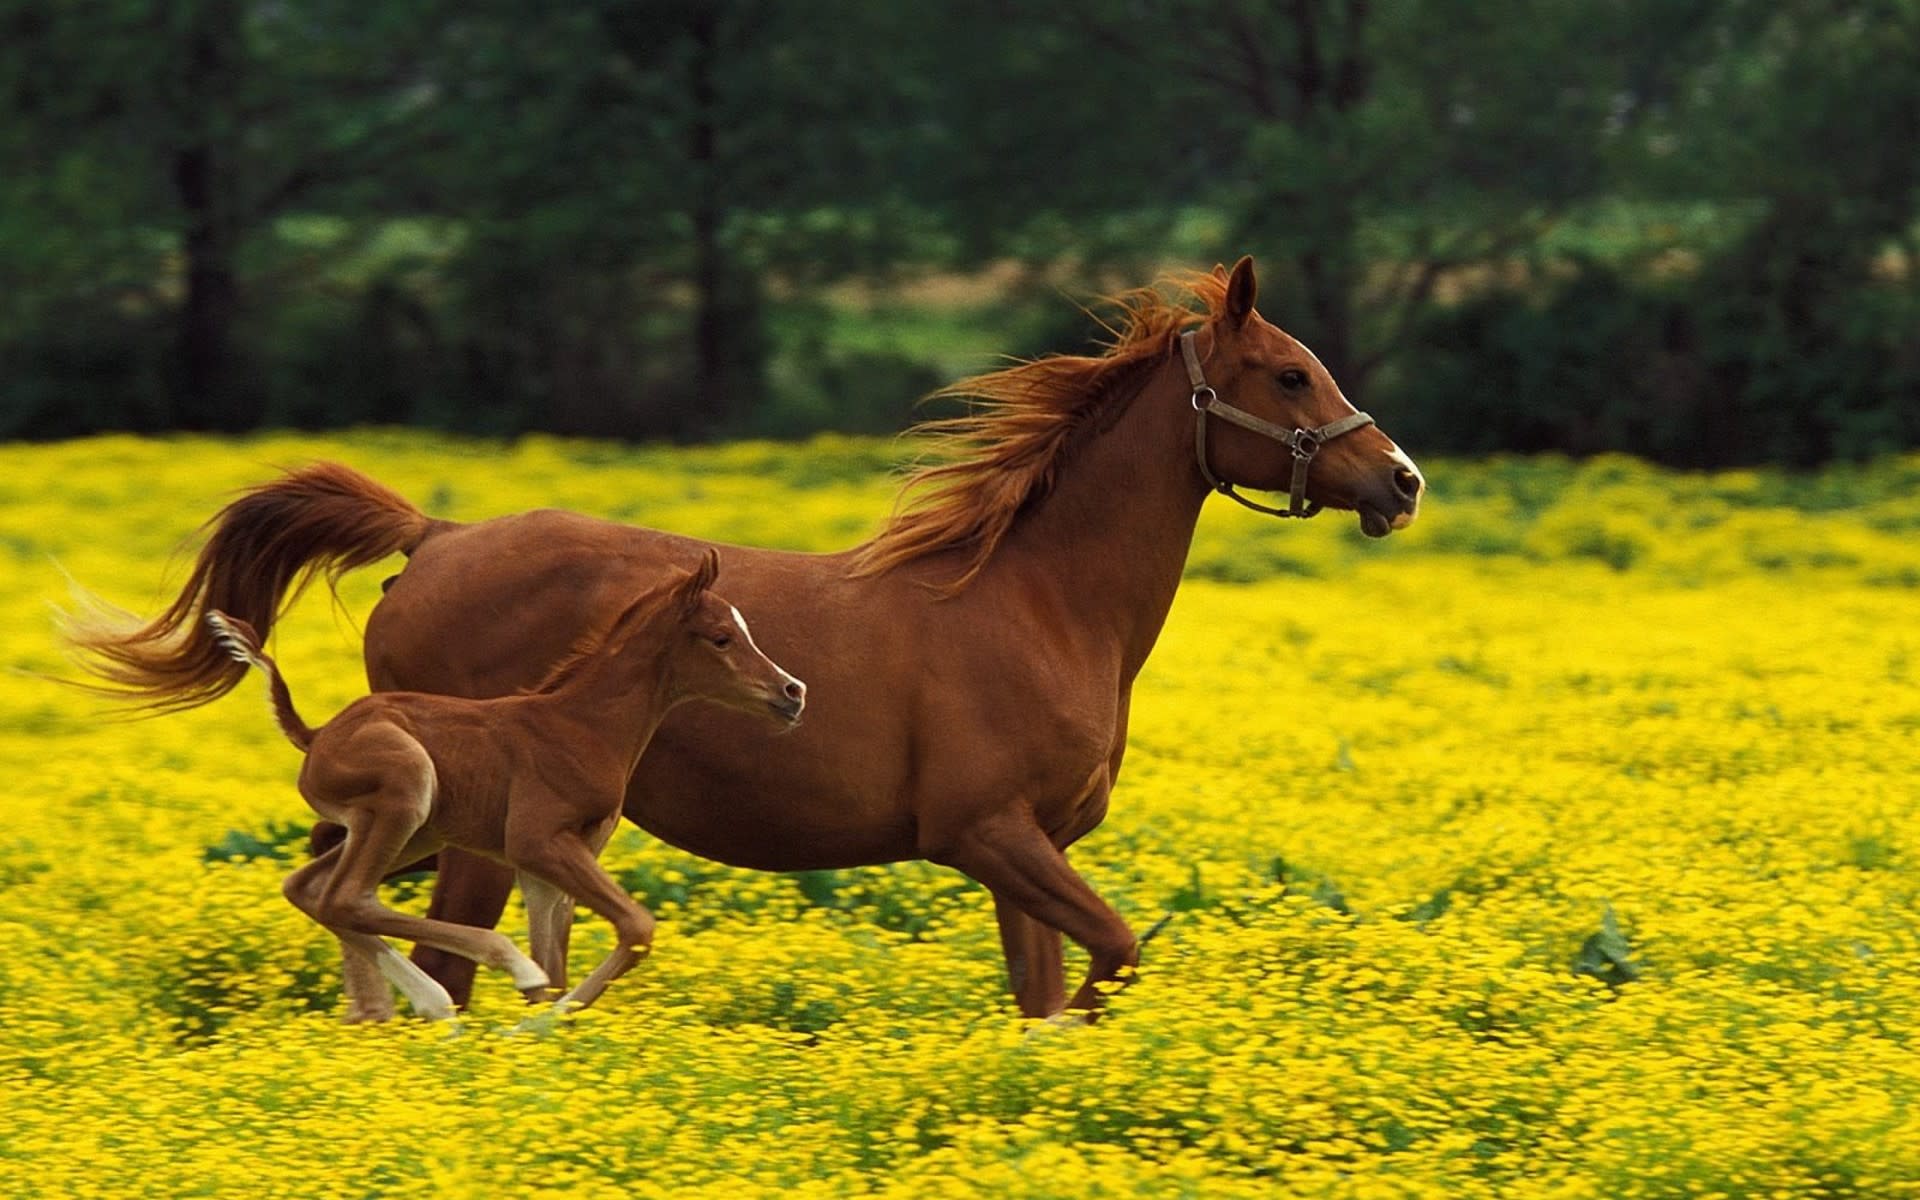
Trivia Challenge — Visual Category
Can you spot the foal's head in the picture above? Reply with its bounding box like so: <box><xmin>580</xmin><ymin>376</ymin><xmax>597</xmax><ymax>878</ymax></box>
<box><xmin>603</xmin><ymin>549</ymin><xmax>806</xmax><ymax>726</ymax></box>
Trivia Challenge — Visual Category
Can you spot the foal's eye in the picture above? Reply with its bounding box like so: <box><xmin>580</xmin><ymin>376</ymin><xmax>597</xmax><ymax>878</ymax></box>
<box><xmin>710</xmin><ymin>633</ymin><xmax>733</xmax><ymax>650</ymax></box>
<box><xmin>1279</xmin><ymin>368</ymin><xmax>1310</xmax><ymax>391</ymax></box>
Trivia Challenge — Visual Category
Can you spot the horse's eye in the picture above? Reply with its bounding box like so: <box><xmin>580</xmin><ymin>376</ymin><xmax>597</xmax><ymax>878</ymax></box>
<box><xmin>1279</xmin><ymin>368</ymin><xmax>1310</xmax><ymax>390</ymax></box>
<box><xmin>710</xmin><ymin>633</ymin><xmax>733</xmax><ymax>650</ymax></box>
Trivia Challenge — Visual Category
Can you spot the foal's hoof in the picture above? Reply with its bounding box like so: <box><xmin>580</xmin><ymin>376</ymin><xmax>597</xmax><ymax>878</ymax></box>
<box><xmin>508</xmin><ymin>1003</ymin><xmax>576</xmax><ymax>1038</ymax></box>
<box><xmin>504</xmin><ymin>959</ymin><xmax>551</xmax><ymax>993</ymax></box>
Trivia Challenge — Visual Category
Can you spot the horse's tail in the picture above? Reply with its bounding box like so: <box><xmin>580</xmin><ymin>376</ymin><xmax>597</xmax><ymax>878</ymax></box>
<box><xmin>64</xmin><ymin>462</ymin><xmax>437</xmax><ymax>715</ymax></box>
<box><xmin>204</xmin><ymin>611</ymin><xmax>315</xmax><ymax>751</ymax></box>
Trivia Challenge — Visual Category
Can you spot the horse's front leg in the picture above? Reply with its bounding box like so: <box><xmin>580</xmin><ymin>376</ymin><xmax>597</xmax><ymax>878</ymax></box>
<box><xmin>991</xmin><ymin>779</ymin><xmax>1115</xmax><ymax>1017</ymax></box>
<box><xmin>938</xmin><ymin>811</ymin><xmax>1135</xmax><ymax>1020</ymax></box>
<box><xmin>992</xmin><ymin>898</ymin><xmax>1065</xmax><ymax>1018</ymax></box>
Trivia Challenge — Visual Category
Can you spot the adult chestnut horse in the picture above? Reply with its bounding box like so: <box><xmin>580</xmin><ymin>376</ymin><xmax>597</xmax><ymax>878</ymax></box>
<box><xmin>74</xmin><ymin>258</ymin><xmax>1424</xmax><ymax>1019</ymax></box>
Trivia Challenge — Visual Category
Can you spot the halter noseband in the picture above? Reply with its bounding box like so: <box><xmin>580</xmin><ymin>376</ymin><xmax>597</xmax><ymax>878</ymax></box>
<box><xmin>1181</xmin><ymin>329</ymin><xmax>1375</xmax><ymax>519</ymax></box>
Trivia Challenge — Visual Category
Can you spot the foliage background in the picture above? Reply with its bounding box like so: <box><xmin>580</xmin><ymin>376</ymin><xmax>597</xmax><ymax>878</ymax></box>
<box><xmin>3</xmin><ymin>435</ymin><xmax>1919</xmax><ymax>1196</ymax></box>
<box><xmin>4</xmin><ymin>0</ymin><xmax>1916</xmax><ymax>462</ymax></box>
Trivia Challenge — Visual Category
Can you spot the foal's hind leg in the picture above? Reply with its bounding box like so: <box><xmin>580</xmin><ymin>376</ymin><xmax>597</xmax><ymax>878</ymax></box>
<box><xmin>510</xmin><ymin>823</ymin><xmax>655</xmax><ymax>1013</ymax></box>
<box><xmin>317</xmin><ymin>804</ymin><xmax>551</xmax><ymax>1000</ymax></box>
<box><xmin>304</xmin><ymin>729</ymin><xmax>549</xmax><ymax>1005</ymax></box>
<box><xmin>339</xmin><ymin>939</ymin><xmax>397</xmax><ymax>1023</ymax></box>
<box><xmin>994</xmin><ymin>898</ymin><xmax>1066</xmax><ymax>1018</ymax></box>
<box><xmin>305</xmin><ymin>820</ymin><xmax>429</xmax><ymax>1021</ymax></box>
<box><xmin>284</xmin><ymin>846</ymin><xmax>443</xmax><ymax>1021</ymax></box>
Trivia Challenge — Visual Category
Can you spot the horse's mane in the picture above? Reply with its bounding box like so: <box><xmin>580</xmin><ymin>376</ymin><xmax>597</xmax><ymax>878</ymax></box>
<box><xmin>849</xmin><ymin>271</ymin><xmax>1228</xmax><ymax>592</ymax></box>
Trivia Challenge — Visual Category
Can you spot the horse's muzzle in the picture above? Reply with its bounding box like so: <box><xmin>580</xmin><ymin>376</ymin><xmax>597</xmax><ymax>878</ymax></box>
<box><xmin>1356</xmin><ymin>464</ymin><xmax>1424</xmax><ymax>538</ymax></box>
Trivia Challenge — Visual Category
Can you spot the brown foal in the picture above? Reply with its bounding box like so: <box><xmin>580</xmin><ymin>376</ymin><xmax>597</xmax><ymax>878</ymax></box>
<box><xmin>206</xmin><ymin>550</ymin><xmax>805</xmax><ymax>1021</ymax></box>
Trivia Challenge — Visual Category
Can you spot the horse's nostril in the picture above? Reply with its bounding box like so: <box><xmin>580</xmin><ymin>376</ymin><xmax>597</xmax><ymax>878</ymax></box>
<box><xmin>1392</xmin><ymin>467</ymin><xmax>1422</xmax><ymax>501</ymax></box>
<box><xmin>784</xmin><ymin>680</ymin><xmax>806</xmax><ymax>702</ymax></box>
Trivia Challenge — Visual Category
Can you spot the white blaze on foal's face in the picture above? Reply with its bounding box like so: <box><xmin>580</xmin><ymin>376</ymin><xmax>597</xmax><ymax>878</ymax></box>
<box><xmin>714</xmin><ymin>601</ymin><xmax>804</xmax><ymax>723</ymax></box>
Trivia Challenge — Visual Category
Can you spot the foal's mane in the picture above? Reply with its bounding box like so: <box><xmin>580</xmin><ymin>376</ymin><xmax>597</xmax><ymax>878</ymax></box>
<box><xmin>528</xmin><ymin>552</ymin><xmax>717</xmax><ymax>694</ymax></box>
<box><xmin>525</xmin><ymin>590</ymin><xmax>661</xmax><ymax>695</ymax></box>
<box><xmin>850</xmin><ymin>271</ymin><xmax>1228</xmax><ymax>592</ymax></box>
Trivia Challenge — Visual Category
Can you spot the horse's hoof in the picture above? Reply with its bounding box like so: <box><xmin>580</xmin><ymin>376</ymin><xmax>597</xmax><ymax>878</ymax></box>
<box><xmin>1023</xmin><ymin>1009</ymin><xmax>1092</xmax><ymax>1039</ymax></box>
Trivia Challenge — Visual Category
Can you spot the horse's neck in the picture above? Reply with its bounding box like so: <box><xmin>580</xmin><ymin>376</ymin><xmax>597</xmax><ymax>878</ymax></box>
<box><xmin>991</xmin><ymin>356</ymin><xmax>1209</xmax><ymax>680</ymax></box>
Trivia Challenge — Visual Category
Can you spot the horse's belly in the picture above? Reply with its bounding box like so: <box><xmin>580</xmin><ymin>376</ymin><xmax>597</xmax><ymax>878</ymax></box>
<box><xmin>625</xmin><ymin>793</ymin><xmax>915</xmax><ymax>872</ymax></box>
<box><xmin>623</xmin><ymin>716</ymin><xmax>919</xmax><ymax>872</ymax></box>
<box><xmin>624</xmin><ymin>775</ymin><xmax>916</xmax><ymax>871</ymax></box>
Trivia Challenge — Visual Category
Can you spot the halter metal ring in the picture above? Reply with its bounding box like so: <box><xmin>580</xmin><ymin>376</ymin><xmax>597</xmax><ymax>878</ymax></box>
<box><xmin>1190</xmin><ymin>385</ymin><xmax>1217</xmax><ymax>412</ymax></box>
<box><xmin>1290</xmin><ymin>429</ymin><xmax>1320</xmax><ymax>459</ymax></box>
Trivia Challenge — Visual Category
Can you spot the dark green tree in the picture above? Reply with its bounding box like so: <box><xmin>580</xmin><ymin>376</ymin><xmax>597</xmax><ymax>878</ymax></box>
<box><xmin>912</xmin><ymin>1</ymin><xmax>1725</xmax><ymax>402</ymax></box>
<box><xmin>1</xmin><ymin>0</ymin><xmax>451</xmax><ymax>432</ymax></box>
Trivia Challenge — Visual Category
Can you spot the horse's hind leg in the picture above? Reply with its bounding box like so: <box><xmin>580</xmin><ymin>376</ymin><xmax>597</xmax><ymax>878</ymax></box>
<box><xmin>938</xmin><ymin>814</ymin><xmax>1136</xmax><ymax>1020</ymax></box>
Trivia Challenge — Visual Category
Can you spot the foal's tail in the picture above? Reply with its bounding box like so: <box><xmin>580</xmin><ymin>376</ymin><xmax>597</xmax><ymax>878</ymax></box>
<box><xmin>205</xmin><ymin>611</ymin><xmax>315</xmax><ymax>751</ymax></box>
<box><xmin>63</xmin><ymin>463</ymin><xmax>436</xmax><ymax>714</ymax></box>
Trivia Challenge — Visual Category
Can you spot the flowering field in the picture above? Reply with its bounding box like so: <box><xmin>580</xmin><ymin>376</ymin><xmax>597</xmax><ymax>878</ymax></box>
<box><xmin>3</xmin><ymin>433</ymin><xmax>1919</xmax><ymax>1198</ymax></box>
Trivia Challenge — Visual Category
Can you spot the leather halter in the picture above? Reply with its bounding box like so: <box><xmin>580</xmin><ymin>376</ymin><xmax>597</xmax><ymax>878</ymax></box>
<box><xmin>1181</xmin><ymin>329</ymin><xmax>1375</xmax><ymax>519</ymax></box>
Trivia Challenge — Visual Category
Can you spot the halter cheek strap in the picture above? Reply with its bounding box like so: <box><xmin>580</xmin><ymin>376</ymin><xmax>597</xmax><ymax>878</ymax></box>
<box><xmin>1181</xmin><ymin>329</ymin><xmax>1375</xmax><ymax>519</ymax></box>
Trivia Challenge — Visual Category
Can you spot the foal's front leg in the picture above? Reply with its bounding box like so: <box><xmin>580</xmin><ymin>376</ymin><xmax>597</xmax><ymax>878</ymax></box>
<box><xmin>510</xmin><ymin>818</ymin><xmax>655</xmax><ymax>1013</ymax></box>
<box><xmin>518</xmin><ymin>872</ymin><xmax>574</xmax><ymax>1001</ymax></box>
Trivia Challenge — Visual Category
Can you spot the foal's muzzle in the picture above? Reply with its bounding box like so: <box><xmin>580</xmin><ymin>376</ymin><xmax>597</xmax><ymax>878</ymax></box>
<box><xmin>770</xmin><ymin>677</ymin><xmax>807</xmax><ymax>725</ymax></box>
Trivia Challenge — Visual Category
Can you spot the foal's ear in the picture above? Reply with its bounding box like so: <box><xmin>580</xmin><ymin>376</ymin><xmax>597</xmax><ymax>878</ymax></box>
<box><xmin>671</xmin><ymin>548</ymin><xmax>721</xmax><ymax>619</ymax></box>
<box><xmin>1225</xmin><ymin>255</ymin><xmax>1257</xmax><ymax>327</ymax></box>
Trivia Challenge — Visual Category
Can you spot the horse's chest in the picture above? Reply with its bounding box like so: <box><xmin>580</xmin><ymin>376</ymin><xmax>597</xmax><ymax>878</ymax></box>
<box><xmin>1031</xmin><ymin>761</ymin><xmax>1113</xmax><ymax>844</ymax></box>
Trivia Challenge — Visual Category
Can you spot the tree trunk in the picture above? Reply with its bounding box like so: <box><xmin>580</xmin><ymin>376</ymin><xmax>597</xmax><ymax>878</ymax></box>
<box><xmin>174</xmin><ymin>145</ymin><xmax>245</xmax><ymax>430</ymax></box>
<box><xmin>171</xmin><ymin>0</ymin><xmax>252</xmax><ymax>431</ymax></box>
<box><xmin>1298</xmin><ymin>243</ymin><xmax>1358</xmax><ymax>396</ymax></box>
<box><xmin>686</xmin><ymin>3</ymin><xmax>727</xmax><ymax>439</ymax></box>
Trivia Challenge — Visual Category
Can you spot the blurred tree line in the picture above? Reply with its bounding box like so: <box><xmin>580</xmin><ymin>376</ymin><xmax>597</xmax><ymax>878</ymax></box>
<box><xmin>2</xmin><ymin>0</ymin><xmax>1915</xmax><ymax>465</ymax></box>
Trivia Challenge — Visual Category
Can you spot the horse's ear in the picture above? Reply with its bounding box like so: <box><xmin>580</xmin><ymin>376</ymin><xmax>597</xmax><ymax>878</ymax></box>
<box><xmin>1210</xmin><ymin>262</ymin><xmax>1230</xmax><ymax>283</ymax></box>
<box><xmin>1225</xmin><ymin>255</ymin><xmax>1257</xmax><ymax>327</ymax></box>
<box><xmin>670</xmin><ymin>549</ymin><xmax>721</xmax><ymax>619</ymax></box>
